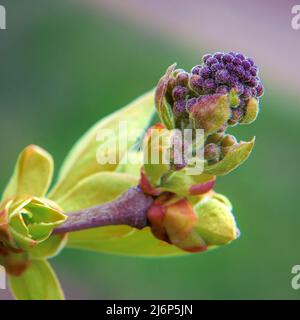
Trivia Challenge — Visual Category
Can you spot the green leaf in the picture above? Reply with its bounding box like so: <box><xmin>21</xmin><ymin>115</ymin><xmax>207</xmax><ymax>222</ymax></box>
<box><xmin>67</xmin><ymin>227</ymin><xmax>185</xmax><ymax>257</ymax></box>
<box><xmin>49</xmin><ymin>91</ymin><xmax>155</xmax><ymax>201</ymax></box>
<box><xmin>8</xmin><ymin>196</ymin><xmax>67</xmax><ymax>250</ymax></box>
<box><xmin>116</xmin><ymin>151</ymin><xmax>143</xmax><ymax>178</ymax></box>
<box><xmin>57</xmin><ymin>172</ymin><xmax>138</xmax><ymax>212</ymax></box>
<box><xmin>27</xmin><ymin>234</ymin><xmax>68</xmax><ymax>259</ymax></box>
<box><xmin>9</xmin><ymin>260</ymin><xmax>64</xmax><ymax>300</ymax></box>
<box><xmin>204</xmin><ymin>138</ymin><xmax>255</xmax><ymax>175</ymax></box>
<box><xmin>2</xmin><ymin>145</ymin><xmax>53</xmax><ymax>201</ymax></box>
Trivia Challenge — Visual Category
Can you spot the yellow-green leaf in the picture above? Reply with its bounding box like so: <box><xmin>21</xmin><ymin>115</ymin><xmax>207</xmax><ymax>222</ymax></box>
<box><xmin>67</xmin><ymin>227</ymin><xmax>185</xmax><ymax>257</ymax></box>
<box><xmin>57</xmin><ymin>172</ymin><xmax>138</xmax><ymax>212</ymax></box>
<box><xmin>7</xmin><ymin>196</ymin><xmax>67</xmax><ymax>251</ymax></box>
<box><xmin>2</xmin><ymin>145</ymin><xmax>53</xmax><ymax>201</ymax></box>
<box><xmin>27</xmin><ymin>234</ymin><xmax>68</xmax><ymax>259</ymax></box>
<box><xmin>9</xmin><ymin>260</ymin><xmax>64</xmax><ymax>300</ymax></box>
<box><xmin>49</xmin><ymin>91</ymin><xmax>155</xmax><ymax>201</ymax></box>
<box><xmin>116</xmin><ymin>151</ymin><xmax>143</xmax><ymax>178</ymax></box>
<box><xmin>204</xmin><ymin>138</ymin><xmax>255</xmax><ymax>175</ymax></box>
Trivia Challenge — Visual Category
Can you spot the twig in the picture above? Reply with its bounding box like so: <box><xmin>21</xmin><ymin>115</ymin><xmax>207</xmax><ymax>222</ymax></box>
<box><xmin>53</xmin><ymin>186</ymin><xmax>153</xmax><ymax>234</ymax></box>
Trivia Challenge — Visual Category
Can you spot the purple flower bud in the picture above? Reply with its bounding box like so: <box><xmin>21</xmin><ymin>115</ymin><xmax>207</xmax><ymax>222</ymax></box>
<box><xmin>256</xmin><ymin>83</ymin><xmax>264</xmax><ymax>97</ymax></box>
<box><xmin>243</xmin><ymin>71</ymin><xmax>252</xmax><ymax>82</ymax></box>
<box><xmin>250</xmin><ymin>67</ymin><xmax>258</xmax><ymax>77</ymax></box>
<box><xmin>213</xmin><ymin>52</ymin><xmax>224</xmax><ymax>61</ymax></box>
<box><xmin>206</xmin><ymin>57</ymin><xmax>218</xmax><ymax>66</ymax></box>
<box><xmin>233</xmin><ymin>57</ymin><xmax>242</xmax><ymax>65</ymax></box>
<box><xmin>225</xmin><ymin>63</ymin><xmax>234</xmax><ymax>72</ymax></box>
<box><xmin>159</xmin><ymin>52</ymin><xmax>263</xmax><ymax>128</ymax></box>
<box><xmin>215</xmin><ymin>69</ymin><xmax>230</xmax><ymax>84</ymax></box>
<box><xmin>202</xmin><ymin>54</ymin><xmax>212</xmax><ymax>63</ymax></box>
<box><xmin>186</xmin><ymin>97</ymin><xmax>197</xmax><ymax>112</ymax></box>
<box><xmin>189</xmin><ymin>74</ymin><xmax>204</xmax><ymax>93</ymax></box>
<box><xmin>230</xmin><ymin>107</ymin><xmax>245</xmax><ymax>122</ymax></box>
<box><xmin>251</xmin><ymin>87</ymin><xmax>257</xmax><ymax>96</ymax></box>
<box><xmin>236</xmin><ymin>53</ymin><xmax>245</xmax><ymax>61</ymax></box>
<box><xmin>172</xmin><ymin>86</ymin><xmax>189</xmax><ymax>101</ymax></box>
<box><xmin>248</xmin><ymin>78</ymin><xmax>257</xmax><ymax>88</ymax></box>
<box><xmin>200</xmin><ymin>66</ymin><xmax>212</xmax><ymax>79</ymax></box>
<box><xmin>204</xmin><ymin>143</ymin><xmax>221</xmax><ymax>161</ymax></box>
<box><xmin>176</xmin><ymin>72</ymin><xmax>190</xmax><ymax>86</ymax></box>
<box><xmin>203</xmin><ymin>78</ymin><xmax>216</xmax><ymax>92</ymax></box>
<box><xmin>211</xmin><ymin>63</ymin><xmax>223</xmax><ymax>72</ymax></box>
<box><xmin>242</xmin><ymin>60</ymin><xmax>251</xmax><ymax>70</ymax></box>
<box><xmin>234</xmin><ymin>65</ymin><xmax>245</xmax><ymax>79</ymax></box>
<box><xmin>191</xmin><ymin>65</ymin><xmax>202</xmax><ymax>75</ymax></box>
<box><xmin>241</xmin><ymin>86</ymin><xmax>252</xmax><ymax>100</ymax></box>
<box><xmin>216</xmin><ymin>85</ymin><xmax>229</xmax><ymax>94</ymax></box>
<box><xmin>173</xmin><ymin>100</ymin><xmax>187</xmax><ymax>116</ymax></box>
<box><xmin>247</xmin><ymin>58</ymin><xmax>254</xmax><ymax>66</ymax></box>
<box><xmin>222</xmin><ymin>54</ymin><xmax>233</xmax><ymax>64</ymax></box>
<box><xmin>228</xmin><ymin>75</ymin><xmax>239</xmax><ymax>86</ymax></box>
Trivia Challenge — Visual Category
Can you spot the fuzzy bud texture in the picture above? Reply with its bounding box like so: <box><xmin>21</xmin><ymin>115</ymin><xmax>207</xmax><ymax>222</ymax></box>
<box><xmin>164</xmin><ymin>52</ymin><xmax>264</xmax><ymax>127</ymax></box>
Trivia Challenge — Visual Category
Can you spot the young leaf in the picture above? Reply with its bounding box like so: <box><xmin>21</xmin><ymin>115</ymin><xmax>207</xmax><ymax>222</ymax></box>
<box><xmin>67</xmin><ymin>227</ymin><xmax>185</xmax><ymax>257</ymax></box>
<box><xmin>49</xmin><ymin>91</ymin><xmax>155</xmax><ymax>201</ymax></box>
<box><xmin>9</xmin><ymin>260</ymin><xmax>64</xmax><ymax>300</ymax></box>
<box><xmin>27</xmin><ymin>234</ymin><xmax>68</xmax><ymax>259</ymax></box>
<box><xmin>2</xmin><ymin>145</ymin><xmax>53</xmax><ymax>201</ymax></box>
<box><xmin>8</xmin><ymin>196</ymin><xmax>67</xmax><ymax>251</ymax></box>
<box><xmin>57</xmin><ymin>172</ymin><xmax>138</xmax><ymax>212</ymax></box>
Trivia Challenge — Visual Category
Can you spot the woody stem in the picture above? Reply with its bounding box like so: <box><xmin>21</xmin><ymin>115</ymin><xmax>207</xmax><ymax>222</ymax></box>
<box><xmin>53</xmin><ymin>187</ymin><xmax>153</xmax><ymax>234</ymax></box>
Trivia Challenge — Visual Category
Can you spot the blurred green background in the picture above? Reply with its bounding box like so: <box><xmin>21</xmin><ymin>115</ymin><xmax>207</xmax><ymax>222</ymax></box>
<box><xmin>0</xmin><ymin>0</ymin><xmax>299</xmax><ymax>299</ymax></box>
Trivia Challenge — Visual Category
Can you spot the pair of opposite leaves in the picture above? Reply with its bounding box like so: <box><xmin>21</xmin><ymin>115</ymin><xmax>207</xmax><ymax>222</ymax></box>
<box><xmin>2</xmin><ymin>90</ymin><xmax>254</xmax><ymax>258</ymax></box>
<box><xmin>1</xmin><ymin>90</ymin><xmax>254</xmax><ymax>300</ymax></box>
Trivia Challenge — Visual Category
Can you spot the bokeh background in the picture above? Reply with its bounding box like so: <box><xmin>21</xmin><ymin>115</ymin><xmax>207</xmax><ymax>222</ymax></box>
<box><xmin>0</xmin><ymin>0</ymin><xmax>299</xmax><ymax>299</ymax></box>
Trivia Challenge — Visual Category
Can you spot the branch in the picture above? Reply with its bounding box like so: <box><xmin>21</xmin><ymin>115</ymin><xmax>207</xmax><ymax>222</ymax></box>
<box><xmin>53</xmin><ymin>186</ymin><xmax>153</xmax><ymax>234</ymax></box>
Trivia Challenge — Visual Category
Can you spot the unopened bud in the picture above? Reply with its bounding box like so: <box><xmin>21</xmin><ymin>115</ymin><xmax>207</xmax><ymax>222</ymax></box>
<box><xmin>147</xmin><ymin>193</ymin><xmax>238</xmax><ymax>253</ymax></box>
<box><xmin>204</xmin><ymin>143</ymin><xmax>221</xmax><ymax>162</ymax></box>
<box><xmin>221</xmin><ymin>134</ymin><xmax>237</xmax><ymax>147</ymax></box>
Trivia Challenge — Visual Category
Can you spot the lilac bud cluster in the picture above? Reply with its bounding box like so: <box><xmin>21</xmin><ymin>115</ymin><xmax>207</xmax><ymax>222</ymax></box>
<box><xmin>165</xmin><ymin>52</ymin><xmax>264</xmax><ymax>126</ymax></box>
